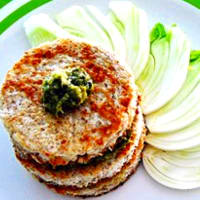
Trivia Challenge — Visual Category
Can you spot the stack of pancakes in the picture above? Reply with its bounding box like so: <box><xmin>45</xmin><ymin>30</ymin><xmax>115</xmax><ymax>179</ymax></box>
<box><xmin>0</xmin><ymin>39</ymin><xmax>146</xmax><ymax>197</ymax></box>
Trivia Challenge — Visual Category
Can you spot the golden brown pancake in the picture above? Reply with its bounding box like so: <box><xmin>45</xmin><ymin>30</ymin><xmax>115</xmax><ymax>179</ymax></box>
<box><xmin>0</xmin><ymin>38</ymin><xmax>146</xmax><ymax>197</ymax></box>
<box><xmin>0</xmin><ymin>39</ymin><xmax>138</xmax><ymax>167</ymax></box>
<box><xmin>35</xmin><ymin>127</ymin><xmax>146</xmax><ymax>197</ymax></box>
<box><xmin>15</xmin><ymin>106</ymin><xmax>145</xmax><ymax>189</ymax></box>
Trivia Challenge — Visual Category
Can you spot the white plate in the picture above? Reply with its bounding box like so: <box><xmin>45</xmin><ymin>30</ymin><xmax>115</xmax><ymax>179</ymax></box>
<box><xmin>0</xmin><ymin>0</ymin><xmax>200</xmax><ymax>199</ymax></box>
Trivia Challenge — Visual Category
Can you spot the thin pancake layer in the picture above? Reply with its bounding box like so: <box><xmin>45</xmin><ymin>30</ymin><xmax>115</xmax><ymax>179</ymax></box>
<box><xmin>16</xmin><ymin>106</ymin><xmax>145</xmax><ymax>188</ymax></box>
<box><xmin>0</xmin><ymin>39</ymin><xmax>138</xmax><ymax>166</ymax></box>
<box><xmin>36</xmin><ymin>127</ymin><xmax>145</xmax><ymax>197</ymax></box>
<box><xmin>12</xmin><ymin>95</ymin><xmax>141</xmax><ymax>166</ymax></box>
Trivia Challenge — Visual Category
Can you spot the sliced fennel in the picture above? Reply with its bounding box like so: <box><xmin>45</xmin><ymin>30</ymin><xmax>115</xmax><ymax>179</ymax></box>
<box><xmin>56</xmin><ymin>6</ymin><xmax>114</xmax><ymax>53</ymax></box>
<box><xmin>109</xmin><ymin>1</ymin><xmax>149</xmax><ymax>79</ymax></box>
<box><xmin>146</xmin><ymin>119</ymin><xmax>200</xmax><ymax>150</ymax></box>
<box><xmin>143</xmin><ymin>145</ymin><xmax>200</xmax><ymax>189</ymax></box>
<box><xmin>137</xmin><ymin>23</ymin><xmax>190</xmax><ymax>114</ymax></box>
<box><xmin>146</xmin><ymin>50</ymin><xmax>200</xmax><ymax>134</ymax></box>
<box><xmin>24</xmin><ymin>13</ymin><xmax>69</xmax><ymax>47</ymax></box>
<box><xmin>84</xmin><ymin>5</ymin><xmax>127</xmax><ymax>66</ymax></box>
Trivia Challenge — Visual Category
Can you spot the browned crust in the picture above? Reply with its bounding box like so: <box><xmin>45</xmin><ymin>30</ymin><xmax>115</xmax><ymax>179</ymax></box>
<box><xmin>36</xmin><ymin>129</ymin><xmax>146</xmax><ymax>198</ymax></box>
<box><xmin>16</xmin><ymin>127</ymin><xmax>146</xmax><ymax>197</ymax></box>
<box><xmin>14</xmin><ymin>112</ymin><xmax>140</xmax><ymax>186</ymax></box>
<box><xmin>14</xmin><ymin>96</ymin><xmax>141</xmax><ymax>168</ymax></box>
<box><xmin>1</xmin><ymin>38</ymin><xmax>138</xmax><ymax>166</ymax></box>
<box><xmin>14</xmin><ymin>125</ymin><xmax>135</xmax><ymax>168</ymax></box>
<box><xmin>37</xmin><ymin>160</ymin><xmax>140</xmax><ymax>198</ymax></box>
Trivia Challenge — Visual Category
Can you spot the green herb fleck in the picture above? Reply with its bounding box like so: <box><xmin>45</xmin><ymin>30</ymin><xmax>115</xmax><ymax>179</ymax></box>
<box><xmin>150</xmin><ymin>23</ymin><xmax>167</xmax><ymax>44</ymax></box>
<box><xmin>190</xmin><ymin>50</ymin><xmax>200</xmax><ymax>63</ymax></box>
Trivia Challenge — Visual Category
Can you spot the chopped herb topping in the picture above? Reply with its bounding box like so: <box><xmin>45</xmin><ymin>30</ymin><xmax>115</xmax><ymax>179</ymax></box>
<box><xmin>42</xmin><ymin>67</ymin><xmax>93</xmax><ymax>115</ymax></box>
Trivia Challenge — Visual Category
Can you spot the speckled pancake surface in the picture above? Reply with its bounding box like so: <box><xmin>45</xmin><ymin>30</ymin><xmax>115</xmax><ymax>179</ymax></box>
<box><xmin>15</xmin><ymin>106</ymin><xmax>145</xmax><ymax>188</ymax></box>
<box><xmin>35</xmin><ymin>127</ymin><xmax>146</xmax><ymax>197</ymax></box>
<box><xmin>0</xmin><ymin>39</ymin><xmax>138</xmax><ymax>166</ymax></box>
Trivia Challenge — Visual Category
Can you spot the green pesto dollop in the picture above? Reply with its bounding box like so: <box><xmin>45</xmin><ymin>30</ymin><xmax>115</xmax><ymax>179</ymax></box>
<box><xmin>42</xmin><ymin>67</ymin><xmax>93</xmax><ymax>115</ymax></box>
